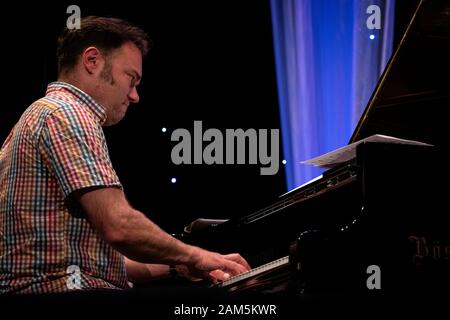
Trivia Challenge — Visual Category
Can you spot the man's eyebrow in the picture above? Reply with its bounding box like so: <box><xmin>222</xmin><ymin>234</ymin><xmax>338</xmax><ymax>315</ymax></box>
<box><xmin>127</xmin><ymin>70</ymin><xmax>142</xmax><ymax>82</ymax></box>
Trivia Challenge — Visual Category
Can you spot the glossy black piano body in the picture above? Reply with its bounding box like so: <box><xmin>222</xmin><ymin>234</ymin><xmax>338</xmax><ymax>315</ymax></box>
<box><xmin>184</xmin><ymin>0</ymin><xmax>450</xmax><ymax>296</ymax></box>
<box><xmin>187</xmin><ymin>143</ymin><xmax>449</xmax><ymax>295</ymax></box>
<box><xmin>291</xmin><ymin>142</ymin><xmax>450</xmax><ymax>295</ymax></box>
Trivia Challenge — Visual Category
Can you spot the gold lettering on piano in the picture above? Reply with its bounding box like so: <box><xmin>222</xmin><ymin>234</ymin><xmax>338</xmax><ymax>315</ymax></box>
<box><xmin>409</xmin><ymin>235</ymin><xmax>450</xmax><ymax>266</ymax></box>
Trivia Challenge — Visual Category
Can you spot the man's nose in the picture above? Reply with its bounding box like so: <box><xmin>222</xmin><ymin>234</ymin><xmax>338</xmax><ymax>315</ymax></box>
<box><xmin>128</xmin><ymin>87</ymin><xmax>140</xmax><ymax>103</ymax></box>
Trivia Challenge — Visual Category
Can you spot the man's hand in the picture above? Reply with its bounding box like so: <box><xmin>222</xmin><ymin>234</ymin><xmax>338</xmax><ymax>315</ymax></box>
<box><xmin>186</xmin><ymin>249</ymin><xmax>251</xmax><ymax>283</ymax></box>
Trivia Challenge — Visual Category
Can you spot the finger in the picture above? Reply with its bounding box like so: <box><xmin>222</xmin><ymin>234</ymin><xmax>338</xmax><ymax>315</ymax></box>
<box><xmin>222</xmin><ymin>254</ymin><xmax>251</xmax><ymax>273</ymax></box>
<box><xmin>223</xmin><ymin>253</ymin><xmax>251</xmax><ymax>270</ymax></box>
<box><xmin>207</xmin><ymin>271</ymin><xmax>219</xmax><ymax>284</ymax></box>
<box><xmin>209</xmin><ymin>269</ymin><xmax>231</xmax><ymax>283</ymax></box>
<box><xmin>222</xmin><ymin>259</ymin><xmax>248</xmax><ymax>276</ymax></box>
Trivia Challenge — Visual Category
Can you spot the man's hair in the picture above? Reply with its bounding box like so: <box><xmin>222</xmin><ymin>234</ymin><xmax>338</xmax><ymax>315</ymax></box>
<box><xmin>57</xmin><ymin>16</ymin><xmax>150</xmax><ymax>74</ymax></box>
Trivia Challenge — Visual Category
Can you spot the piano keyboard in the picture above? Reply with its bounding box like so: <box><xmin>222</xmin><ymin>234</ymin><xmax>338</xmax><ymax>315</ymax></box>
<box><xmin>217</xmin><ymin>256</ymin><xmax>290</xmax><ymax>288</ymax></box>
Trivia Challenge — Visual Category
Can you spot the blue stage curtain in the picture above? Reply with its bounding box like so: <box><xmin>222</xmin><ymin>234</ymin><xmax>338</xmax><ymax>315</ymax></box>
<box><xmin>271</xmin><ymin>0</ymin><xmax>395</xmax><ymax>190</ymax></box>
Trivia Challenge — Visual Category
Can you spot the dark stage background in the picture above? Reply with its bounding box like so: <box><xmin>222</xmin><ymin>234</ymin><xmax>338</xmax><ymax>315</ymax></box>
<box><xmin>1</xmin><ymin>0</ymin><xmax>285</xmax><ymax>235</ymax></box>
<box><xmin>0</xmin><ymin>0</ymin><xmax>419</xmax><ymax>235</ymax></box>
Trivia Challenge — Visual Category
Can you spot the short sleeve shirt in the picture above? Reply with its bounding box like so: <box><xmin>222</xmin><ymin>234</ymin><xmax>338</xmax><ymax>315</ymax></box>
<box><xmin>0</xmin><ymin>82</ymin><xmax>130</xmax><ymax>293</ymax></box>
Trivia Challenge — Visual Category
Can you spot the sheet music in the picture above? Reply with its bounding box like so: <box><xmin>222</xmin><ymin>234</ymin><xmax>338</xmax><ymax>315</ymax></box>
<box><xmin>301</xmin><ymin>134</ymin><xmax>433</xmax><ymax>168</ymax></box>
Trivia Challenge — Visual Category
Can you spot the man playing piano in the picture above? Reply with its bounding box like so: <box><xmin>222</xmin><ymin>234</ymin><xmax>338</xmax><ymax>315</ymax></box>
<box><xmin>0</xmin><ymin>16</ymin><xmax>250</xmax><ymax>294</ymax></box>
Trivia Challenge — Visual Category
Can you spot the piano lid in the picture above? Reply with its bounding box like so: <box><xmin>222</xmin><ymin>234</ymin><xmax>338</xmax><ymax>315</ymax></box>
<box><xmin>350</xmin><ymin>0</ymin><xmax>450</xmax><ymax>147</ymax></box>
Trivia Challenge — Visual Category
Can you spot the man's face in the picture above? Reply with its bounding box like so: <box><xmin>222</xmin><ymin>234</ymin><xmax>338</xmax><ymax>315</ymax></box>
<box><xmin>97</xmin><ymin>42</ymin><xmax>142</xmax><ymax>126</ymax></box>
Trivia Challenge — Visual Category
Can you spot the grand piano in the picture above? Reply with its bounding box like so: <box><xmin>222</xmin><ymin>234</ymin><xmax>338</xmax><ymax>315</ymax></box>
<box><xmin>183</xmin><ymin>0</ymin><xmax>450</xmax><ymax>298</ymax></box>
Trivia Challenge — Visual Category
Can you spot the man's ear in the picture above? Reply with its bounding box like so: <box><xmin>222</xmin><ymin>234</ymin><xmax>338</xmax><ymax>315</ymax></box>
<box><xmin>82</xmin><ymin>46</ymin><xmax>103</xmax><ymax>74</ymax></box>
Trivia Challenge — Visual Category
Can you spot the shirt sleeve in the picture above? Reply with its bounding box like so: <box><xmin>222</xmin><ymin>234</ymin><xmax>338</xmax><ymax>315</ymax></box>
<box><xmin>39</xmin><ymin>106</ymin><xmax>122</xmax><ymax>197</ymax></box>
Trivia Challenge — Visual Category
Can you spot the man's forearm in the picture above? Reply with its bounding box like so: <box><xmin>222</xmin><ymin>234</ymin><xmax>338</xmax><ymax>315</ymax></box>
<box><xmin>125</xmin><ymin>257</ymin><xmax>173</xmax><ymax>283</ymax></box>
<box><xmin>76</xmin><ymin>187</ymin><xmax>249</xmax><ymax>280</ymax></box>
<box><xmin>109</xmin><ymin>207</ymin><xmax>198</xmax><ymax>266</ymax></box>
<box><xmin>77</xmin><ymin>187</ymin><xmax>200</xmax><ymax>266</ymax></box>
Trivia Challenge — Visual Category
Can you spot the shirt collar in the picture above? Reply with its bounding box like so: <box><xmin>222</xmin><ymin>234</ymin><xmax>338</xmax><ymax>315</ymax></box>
<box><xmin>46</xmin><ymin>81</ymin><xmax>107</xmax><ymax>125</ymax></box>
